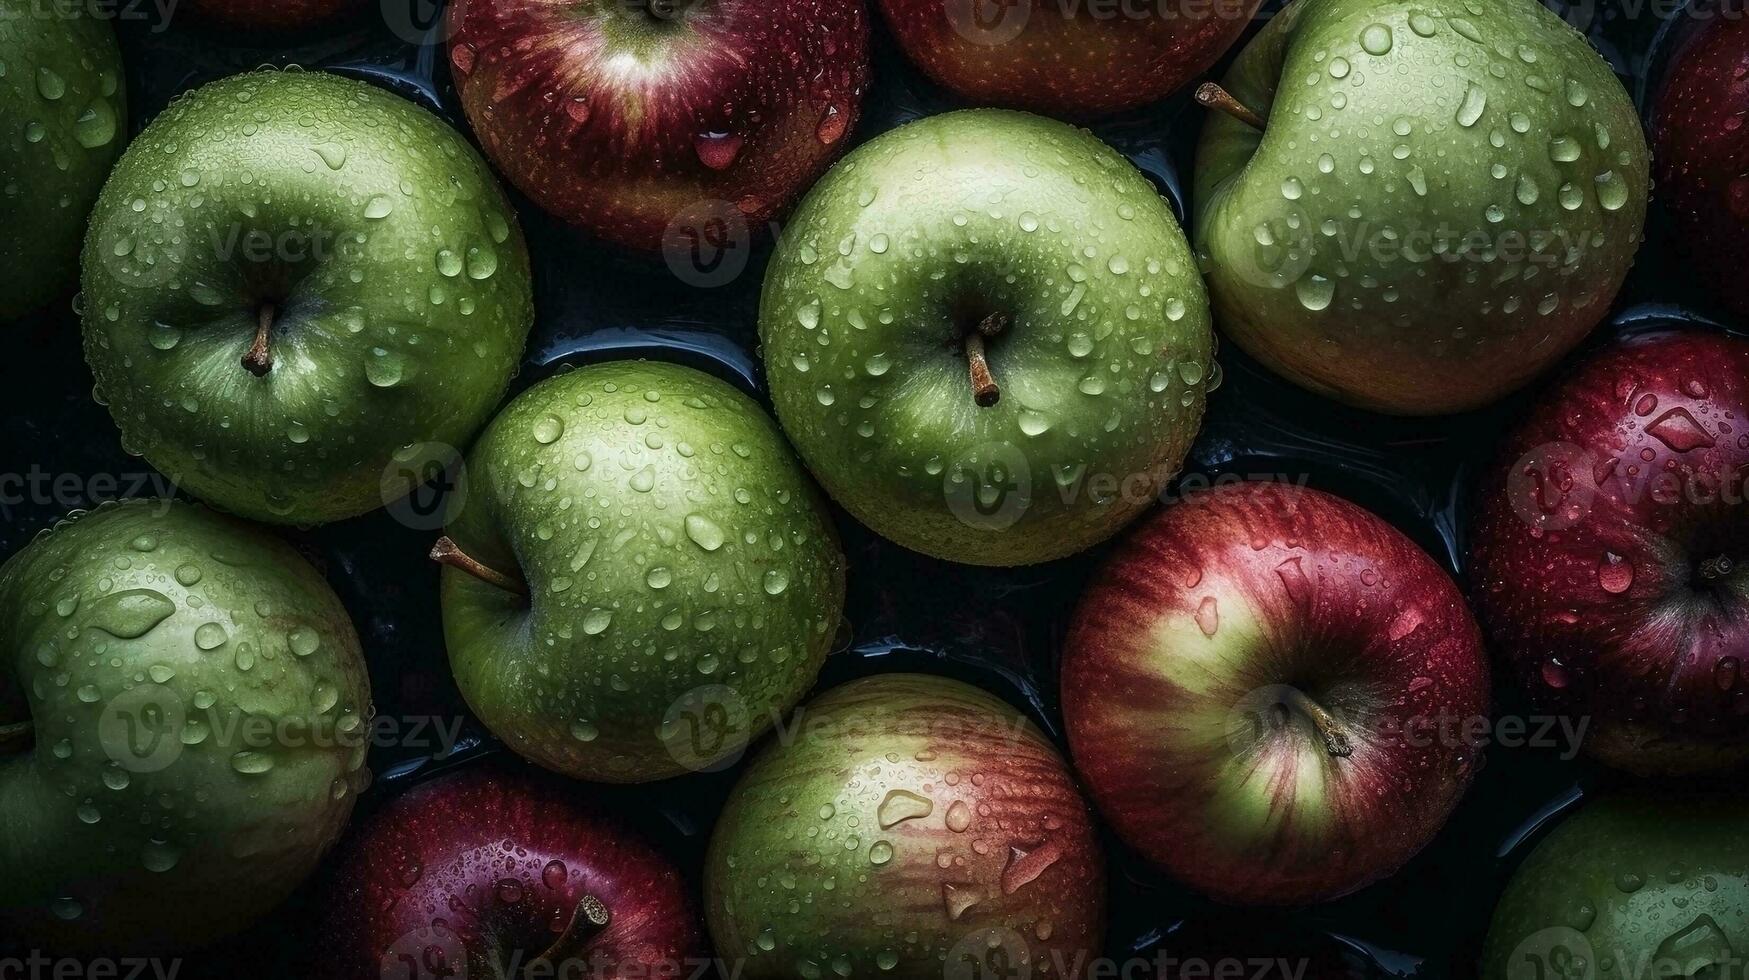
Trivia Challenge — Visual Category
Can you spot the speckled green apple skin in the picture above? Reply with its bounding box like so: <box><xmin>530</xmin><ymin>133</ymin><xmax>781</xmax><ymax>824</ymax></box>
<box><xmin>760</xmin><ymin>109</ymin><xmax>1215</xmax><ymax>567</ymax></box>
<box><xmin>439</xmin><ymin>361</ymin><xmax>846</xmax><ymax>784</ymax></box>
<box><xmin>1482</xmin><ymin>797</ymin><xmax>1749</xmax><ymax>980</ymax></box>
<box><xmin>0</xmin><ymin>498</ymin><xmax>371</xmax><ymax>951</ymax></box>
<box><xmin>705</xmin><ymin>673</ymin><xmax>1107</xmax><ymax>978</ymax></box>
<box><xmin>0</xmin><ymin>0</ymin><xmax>126</xmax><ymax>320</ymax></box>
<box><xmin>80</xmin><ymin>70</ymin><xmax>533</xmax><ymax>525</ymax></box>
<box><xmin>1195</xmin><ymin>0</ymin><xmax>1648</xmax><ymax>415</ymax></box>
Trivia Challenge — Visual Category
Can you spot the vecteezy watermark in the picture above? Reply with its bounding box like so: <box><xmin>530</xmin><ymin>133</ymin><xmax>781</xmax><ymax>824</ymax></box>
<box><xmin>942</xmin><ymin>933</ymin><xmax>1316</xmax><ymax>980</ymax></box>
<box><xmin>0</xmin><ymin>468</ymin><xmax>179</xmax><ymax>522</ymax></box>
<box><xmin>381</xmin><ymin>441</ymin><xmax>468</xmax><ymax>533</ymax></box>
<box><xmin>94</xmin><ymin>214</ymin><xmax>346</xmax><ymax>291</ymax></box>
<box><xmin>659</xmin><ymin>684</ymin><xmax>753</xmax><ymax>774</ymax></box>
<box><xmin>4</xmin><ymin>0</ymin><xmax>180</xmax><ymax>31</ymax></box>
<box><xmin>1225</xmin><ymin>691</ymin><xmax>1591</xmax><ymax>762</ymax></box>
<box><xmin>377</xmin><ymin>932</ymin><xmax>739</xmax><ymax>980</ymax></box>
<box><xmin>1505</xmin><ymin>439</ymin><xmax>1749</xmax><ymax>533</ymax></box>
<box><xmin>1502</xmin><ymin>920</ymin><xmax>1746</xmax><ymax>980</ymax></box>
<box><xmin>380</xmin><ymin>0</ymin><xmax>449</xmax><ymax>46</ymax></box>
<box><xmin>0</xmin><ymin>953</ymin><xmax>182</xmax><ymax>980</ymax></box>
<box><xmin>98</xmin><ymin>686</ymin><xmax>463</xmax><ymax>774</ymax></box>
<box><xmin>661</xmin><ymin>200</ymin><xmax>779</xmax><ymax>289</ymax></box>
<box><xmin>944</xmin><ymin>0</ymin><xmax>1262</xmax><ymax>46</ymax></box>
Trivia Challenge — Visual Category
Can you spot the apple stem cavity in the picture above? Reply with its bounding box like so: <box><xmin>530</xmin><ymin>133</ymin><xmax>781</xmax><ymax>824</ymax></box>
<box><xmin>644</xmin><ymin>0</ymin><xmax>690</xmax><ymax>20</ymax></box>
<box><xmin>242</xmin><ymin>304</ymin><xmax>276</xmax><ymax>377</ymax></box>
<box><xmin>429</xmin><ymin>536</ymin><xmax>528</xmax><ymax>597</ymax></box>
<box><xmin>1195</xmin><ymin>83</ymin><xmax>1267</xmax><ymax>132</ymax></box>
<box><xmin>1279</xmin><ymin>687</ymin><xmax>1353</xmax><ymax>759</ymax></box>
<box><xmin>529</xmin><ymin>894</ymin><xmax>611</xmax><ymax>973</ymax></box>
<box><xmin>965</xmin><ymin>312</ymin><xmax>1009</xmax><ymax>408</ymax></box>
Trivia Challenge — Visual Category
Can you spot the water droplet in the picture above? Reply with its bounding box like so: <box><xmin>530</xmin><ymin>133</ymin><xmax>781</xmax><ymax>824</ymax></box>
<box><xmin>1295</xmin><ymin>275</ymin><xmax>1334</xmax><ymax>311</ymax></box>
<box><xmin>1361</xmin><ymin>23</ymin><xmax>1394</xmax><ymax>55</ymax></box>
<box><xmin>1456</xmin><ymin>84</ymin><xmax>1487</xmax><ymax>127</ymax></box>
<box><xmin>694</xmin><ymin>131</ymin><xmax>744</xmax><ymax>171</ymax></box>
<box><xmin>877</xmin><ymin>789</ymin><xmax>934</xmax><ymax>828</ymax></box>
<box><xmin>1194</xmin><ymin>596</ymin><xmax>1220</xmax><ymax>636</ymax></box>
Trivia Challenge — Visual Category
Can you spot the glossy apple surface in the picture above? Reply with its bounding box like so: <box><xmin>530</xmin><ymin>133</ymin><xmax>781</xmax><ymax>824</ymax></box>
<box><xmin>0</xmin><ymin>499</ymin><xmax>371</xmax><ymax>951</ymax></box>
<box><xmin>760</xmin><ymin>109</ymin><xmax>1215</xmax><ymax>566</ymax></box>
<box><xmin>1481</xmin><ymin>796</ymin><xmax>1749</xmax><ymax>980</ymax></box>
<box><xmin>1195</xmin><ymin>0</ymin><xmax>1648</xmax><ymax>414</ymax></box>
<box><xmin>879</xmin><ymin>0</ymin><xmax>1262</xmax><ymax>116</ymax></box>
<box><xmin>437</xmin><ymin>360</ymin><xmax>845</xmax><ymax>783</ymax></box>
<box><xmin>1653</xmin><ymin>14</ymin><xmax>1749</xmax><ymax>317</ymax></box>
<box><xmin>0</xmin><ymin>0</ymin><xmax>125</xmax><ymax>320</ymax></box>
<box><xmin>182</xmin><ymin>0</ymin><xmax>358</xmax><ymax>31</ymax></box>
<box><xmin>446</xmin><ymin>0</ymin><xmax>870</xmax><ymax>253</ymax></box>
<box><xmin>81</xmin><ymin>70</ymin><xmax>533</xmax><ymax>526</ymax></box>
<box><xmin>1470</xmin><ymin>330</ymin><xmax>1749</xmax><ymax>775</ymax></box>
<box><xmin>320</xmin><ymin>761</ymin><xmax>703</xmax><ymax>979</ymax></box>
<box><xmin>705</xmin><ymin>673</ymin><xmax>1105</xmax><ymax>977</ymax></box>
<box><xmin>1062</xmin><ymin>482</ymin><xmax>1489</xmax><ymax>905</ymax></box>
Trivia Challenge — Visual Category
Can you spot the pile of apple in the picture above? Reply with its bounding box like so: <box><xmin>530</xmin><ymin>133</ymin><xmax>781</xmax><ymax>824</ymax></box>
<box><xmin>2</xmin><ymin>0</ymin><xmax>1747</xmax><ymax>974</ymax></box>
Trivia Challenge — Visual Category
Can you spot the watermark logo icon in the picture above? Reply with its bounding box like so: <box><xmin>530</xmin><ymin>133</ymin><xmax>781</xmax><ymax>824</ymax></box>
<box><xmin>99</xmin><ymin>686</ymin><xmax>186</xmax><ymax>774</ymax></box>
<box><xmin>382</xmin><ymin>441</ymin><xmax>468</xmax><ymax>532</ymax></box>
<box><xmin>944</xmin><ymin>0</ymin><xmax>1031</xmax><ymax>46</ymax></box>
<box><xmin>945</xmin><ymin>926</ymin><xmax>1032</xmax><ymax>980</ymax></box>
<box><xmin>663</xmin><ymin>200</ymin><xmax>753</xmax><ymax>288</ymax></box>
<box><xmin>943</xmin><ymin>442</ymin><xmax>1032</xmax><ymax>533</ymax></box>
<box><xmin>660</xmin><ymin>684</ymin><xmax>752</xmax><ymax>773</ymax></box>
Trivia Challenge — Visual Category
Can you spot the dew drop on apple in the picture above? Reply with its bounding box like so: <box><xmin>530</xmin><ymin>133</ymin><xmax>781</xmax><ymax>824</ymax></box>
<box><xmin>49</xmin><ymin>898</ymin><xmax>83</xmax><ymax>922</ymax></box>
<box><xmin>1194</xmin><ymin>596</ymin><xmax>1220</xmax><ymax>636</ymax></box>
<box><xmin>231</xmin><ymin>750</ymin><xmax>274</xmax><ymax>774</ymax></box>
<box><xmin>942</xmin><ymin>882</ymin><xmax>982</xmax><ymax>920</ymax></box>
<box><xmin>365</xmin><ymin>350</ymin><xmax>405</xmax><ymax>388</ymax></box>
<box><xmin>362</xmin><ymin>195</ymin><xmax>394</xmax><ymax>220</ymax></box>
<box><xmin>945</xmin><ymin>800</ymin><xmax>972</xmax><ymax>833</ymax></box>
<box><xmin>1456</xmin><ymin>84</ymin><xmax>1487</xmax><ymax>127</ymax></box>
<box><xmin>141</xmin><ymin>839</ymin><xmax>181</xmax><ymax>873</ymax></box>
<box><xmin>1361</xmin><ymin>23</ymin><xmax>1394</xmax><ymax>55</ymax></box>
<box><xmin>1594</xmin><ymin>170</ymin><xmax>1629</xmax><ymax>212</ymax></box>
<box><xmin>1597</xmin><ymin>552</ymin><xmax>1634</xmax><ymax>594</ymax></box>
<box><xmin>194</xmin><ymin>622</ymin><xmax>229</xmax><ymax>650</ymax></box>
<box><xmin>581</xmin><ymin>608</ymin><xmax>613</xmax><ymax>635</ymax></box>
<box><xmin>1295</xmin><ymin>275</ymin><xmax>1335</xmax><ymax>312</ymax></box>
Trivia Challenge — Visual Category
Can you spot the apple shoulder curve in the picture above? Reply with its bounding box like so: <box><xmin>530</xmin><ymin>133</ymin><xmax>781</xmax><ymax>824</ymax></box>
<box><xmin>760</xmin><ymin>108</ymin><xmax>1217</xmax><ymax>567</ymax></box>
<box><xmin>1062</xmin><ymin>482</ymin><xmax>1491</xmax><ymax>905</ymax></box>
<box><xmin>446</xmin><ymin>0</ymin><xmax>871</xmax><ymax>253</ymax></box>
<box><xmin>434</xmin><ymin>359</ymin><xmax>846</xmax><ymax>784</ymax></box>
<box><xmin>1194</xmin><ymin>0</ymin><xmax>1649</xmax><ymax>415</ymax></box>
<box><xmin>0</xmin><ymin>498</ymin><xmax>371</xmax><ymax>951</ymax></box>
<box><xmin>80</xmin><ymin>69</ymin><xmax>534</xmax><ymax>526</ymax></box>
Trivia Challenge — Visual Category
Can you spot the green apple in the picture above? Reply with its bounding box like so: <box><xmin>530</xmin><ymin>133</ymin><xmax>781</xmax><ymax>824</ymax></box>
<box><xmin>81</xmin><ymin>70</ymin><xmax>533</xmax><ymax>525</ymax></box>
<box><xmin>0</xmin><ymin>498</ymin><xmax>372</xmax><ymax>951</ymax></box>
<box><xmin>1194</xmin><ymin>0</ymin><xmax>1648</xmax><ymax>415</ymax></box>
<box><xmin>0</xmin><ymin>0</ymin><xmax>126</xmax><ymax>320</ymax></box>
<box><xmin>1482</xmin><ymin>796</ymin><xmax>1749</xmax><ymax>980</ymax></box>
<box><xmin>759</xmin><ymin>109</ymin><xmax>1215</xmax><ymax>567</ymax></box>
<box><xmin>434</xmin><ymin>360</ymin><xmax>845</xmax><ymax>783</ymax></box>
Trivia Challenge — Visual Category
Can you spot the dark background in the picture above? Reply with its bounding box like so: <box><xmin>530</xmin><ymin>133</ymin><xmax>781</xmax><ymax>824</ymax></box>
<box><xmin>0</xmin><ymin>0</ymin><xmax>1735</xmax><ymax>975</ymax></box>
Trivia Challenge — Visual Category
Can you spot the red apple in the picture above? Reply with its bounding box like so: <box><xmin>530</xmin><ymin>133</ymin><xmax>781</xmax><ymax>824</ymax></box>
<box><xmin>318</xmin><ymin>761</ymin><xmax>703</xmax><ymax>979</ymax></box>
<box><xmin>877</xmin><ymin>0</ymin><xmax>1262</xmax><ymax>116</ymax></box>
<box><xmin>1469</xmin><ymin>330</ymin><xmax>1749</xmax><ymax>776</ymax></box>
<box><xmin>445</xmin><ymin>0</ymin><xmax>870</xmax><ymax>253</ymax></box>
<box><xmin>1654</xmin><ymin>14</ymin><xmax>1749</xmax><ymax>316</ymax></box>
<box><xmin>182</xmin><ymin>0</ymin><xmax>358</xmax><ymax>32</ymax></box>
<box><xmin>1061</xmin><ymin>482</ymin><xmax>1489</xmax><ymax>906</ymax></box>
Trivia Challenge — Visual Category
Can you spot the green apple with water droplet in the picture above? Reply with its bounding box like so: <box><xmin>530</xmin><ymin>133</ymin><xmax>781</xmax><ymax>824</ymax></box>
<box><xmin>0</xmin><ymin>498</ymin><xmax>372</xmax><ymax>951</ymax></box>
<box><xmin>759</xmin><ymin>109</ymin><xmax>1215</xmax><ymax>567</ymax></box>
<box><xmin>80</xmin><ymin>69</ymin><xmax>532</xmax><ymax>525</ymax></box>
<box><xmin>1482</xmin><ymin>796</ymin><xmax>1749</xmax><ymax>980</ymax></box>
<box><xmin>0</xmin><ymin>0</ymin><xmax>126</xmax><ymax>320</ymax></box>
<box><xmin>1194</xmin><ymin>0</ymin><xmax>1648</xmax><ymax>415</ymax></box>
<box><xmin>704</xmin><ymin>673</ymin><xmax>1106</xmax><ymax>976</ymax></box>
<box><xmin>432</xmin><ymin>360</ymin><xmax>845</xmax><ymax>783</ymax></box>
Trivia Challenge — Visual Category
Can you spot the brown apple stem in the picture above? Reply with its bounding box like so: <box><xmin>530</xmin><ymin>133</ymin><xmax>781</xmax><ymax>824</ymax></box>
<box><xmin>528</xmin><ymin>895</ymin><xmax>611</xmax><ymax>974</ymax></box>
<box><xmin>1195</xmin><ymin>83</ymin><xmax>1267</xmax><ymax>131</ymax></box>
<box><xmin>1280</xmin><ymin>688</ymin><xmax>1353</xmax><ymax>759</ymax></box>
<box><xmin>242</xmin><ymin>304</ymin><xmax>275</xmax><ymax>377</ymax></box>
<box><xmin>429</xmin><ymin>536</ymin><xmax>527</xmax><ymax>597</ymax></box>
<box><xmin>965</xmin><ymin>312</ymin><xmax>1009</xmax><ymax>408</ymax></box>
<box><xmin>1700</xmin><ymin>555</ymin><xmax>1735</xmax><ymax>580</ymax></box>
<box><xmin>0</xmin><ymin>720</ymin><xmax>31</xmax><ymax>755</ymax></box>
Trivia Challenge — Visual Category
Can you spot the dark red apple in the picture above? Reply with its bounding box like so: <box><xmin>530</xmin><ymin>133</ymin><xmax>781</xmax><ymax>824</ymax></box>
<box><xmin>878</xmin><ymin>0</ymin><xmax>1262</xmax><ymax>116</ymax></box>
<box><xmin>1654</xmin><ymin>13</ymin><xmax>1749</xmax><ymax>316</ymax></box>
<box><xmin>318</xmin><ymin>761</ymin><xmax>703</xmax><ymax>979</ymax></box>
<box><xmin>1469</xmin><ymin>330</ymin><xmax>1749</xmax><ymax>776</ymax></box>
<box><xmin>1061</xmin><ymin>482</ymin><xmax>1490</xmax><ymax>906</ymax></box>
<box><xmin>182</xmin><ymin>0</ymin><xmax>358</xmax><ymax>32</ymax></box>
<box><xmin>445</xmin><ymin>0</ymin><xmax>869</xmax><ymax>253</ymax></box>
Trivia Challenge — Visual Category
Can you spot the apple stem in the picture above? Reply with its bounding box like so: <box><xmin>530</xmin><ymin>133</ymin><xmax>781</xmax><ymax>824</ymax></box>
<box><xmin>429</xmin><ymin>536</ymin><xmax>528</xmax><ymax>597</ymax></box>
<box><xmin>965</xmin><ymin>312</ymin><xmax>1009</xmax><ymax>408</ymax></box>
<box><xmin>529</xmin><ymin>894</ymin><xmax>611</xmax><ymax>973</ymax></box>
<box><xmin>1280</xmin><ymin>688</ymin><xmax>1353</xmax><ymax>759</ymax></box>
<box><xmin>1195</xmin><ymin>83</ymin><xmax>1267</xmax><ymax>132</ymax></box>
<box><xmin>0</xmin><ymin>720</ymin><xmax>31</xmax><ymax>755</ymax></box>
<box><xmin>242</xmin><ymin>304</ymin><xmax>275</xmax><ymax>377</ymax></box>
<box><xmin>1700</xmin><ymin>555</ymin><xmax>1735</xmax><ymax>581</ymax></box>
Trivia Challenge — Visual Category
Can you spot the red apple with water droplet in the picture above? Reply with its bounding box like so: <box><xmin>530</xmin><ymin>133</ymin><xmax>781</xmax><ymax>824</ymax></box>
<box><xmin>877</xmin><ymin>0</ymin><xmax>1262</xmax><ymax>116</ymax></box>
<box><xmin>1061</xmin><ymin>482</ymin><xmax>1489</xmax><ymax>905</ymax></box>
<box><xmin>704</xmin><ymin>673</ymin><xmax>1105</xmax><ymax>976</ymax></box>
<box><xmin>446</xmin><ymin>0</ymin><xmax>870</xmax><ymax>253</ymax></box>
<box><xmin>1470</xmin><ymin>330</ymin><xmax>1749</xmax><ymax>776</ymax></box>
<box><xmin>1653</xmin><ymin>13</ymin><xmax>1749</xmax><ymax>317</ymax></box>
<box><xmin>318</xmin><ymin>761</ymin><xmax>703</xmax><ymax>980</ymax></box>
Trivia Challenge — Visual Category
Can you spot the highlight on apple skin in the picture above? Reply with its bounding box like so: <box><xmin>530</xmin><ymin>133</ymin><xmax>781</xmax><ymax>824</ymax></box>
<box><xmin>705</xmin><ymin>673</ymin><xmax>1105</xmax><ymax>978</ymax></box>
<box><xmin>1469</xmin><ymin>330</ymin><xmax>1749</xmax><ymax>776</ymax></box>
<box><xmin>759</xmin><ymin>108</ymin><xmax>1216</xmax><ymax>567</ymax></box>
<box><xmin>877</xmin><ymin>0</ymin><xmax>1264</xmax><ymax>117</ymax></box>
<box><xmin>445</xmin><ymin>0</ymin><xmax>871</xmax><ymax>253</ymax></box>
<box><xmin>0</xmin><ymin>498</ymin><xmax>372</xmax><ymax>952</ymax></box>
<box><xmin>318</xmin><ymin>761</ymin><xmax>705</xmax><ymax>980</ymax></box>
<box><xmin>434</xmin><ymin>360</ymin><xmax>846</xmax><ymax>784</ymax></box>
<box><xmin>1194</xmin><ymin>0</ymin><xmax>1649</xmax><ymax>415</ymax></box>
<box><xmin>79</xmin><ymin>70</ymin><xmax>534</xmax><ymax>527</ymax></box>
<box><xmin>1061</xmin><ymin>482</ymin><xmax>1490</xmax><ymax>906</ymax></box>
